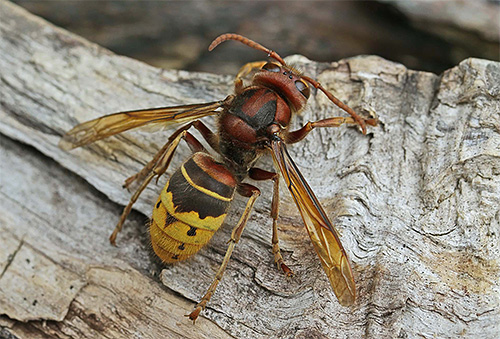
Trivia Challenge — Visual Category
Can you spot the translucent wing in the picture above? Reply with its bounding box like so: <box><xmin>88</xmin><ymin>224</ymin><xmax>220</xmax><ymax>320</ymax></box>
<box><xmin>59</xmin><ymin>96</ymin><xmax>234</xmax><ymax>150</ymax></box>
<box><xmin>270</xmin><ymin>139</ymin><xmax>355</xmax><ymax>305</ymax></box>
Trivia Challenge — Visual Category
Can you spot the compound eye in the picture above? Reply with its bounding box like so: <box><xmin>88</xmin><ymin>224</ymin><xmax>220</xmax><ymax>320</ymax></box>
<box><xmin>262</xmin><ymin>62</ymin><xmax>281</xmax><ymax>73</ymax></box>
<box><xmin>295</xmin><ymin>80</ymin><xmax>310</xmax><ymax>98</ymax></box>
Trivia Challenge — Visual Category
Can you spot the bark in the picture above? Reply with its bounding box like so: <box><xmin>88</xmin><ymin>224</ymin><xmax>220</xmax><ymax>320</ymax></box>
<box><xmin>1</xmin><ymin>1</ymin><xmax>499</xmax><ymax>338</ymax></box>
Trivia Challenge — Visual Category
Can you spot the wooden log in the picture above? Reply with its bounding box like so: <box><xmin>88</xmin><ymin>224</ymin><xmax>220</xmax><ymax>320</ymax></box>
<box><xmin>1</xmin><ymin>1</ymin><xmax>499</xmax><ymax>338</ymax></box>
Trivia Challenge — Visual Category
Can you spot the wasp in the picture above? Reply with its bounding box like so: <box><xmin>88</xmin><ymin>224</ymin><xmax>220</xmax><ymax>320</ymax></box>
<box><xmin>60</xmin><ymin>33</ymin><xmax>376</xmax><ymax>322</ymax></box>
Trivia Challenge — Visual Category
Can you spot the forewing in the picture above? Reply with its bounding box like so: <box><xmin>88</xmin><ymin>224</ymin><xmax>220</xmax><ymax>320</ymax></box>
<box><xmin>270</xmin><ymin>139</ymin><xmax>355</xmax><ymax>306</ymax></box>
<box><xmin>59</xmin><ymin>97</ymin><xmax>233</xmax><ymax>150</ymax></box>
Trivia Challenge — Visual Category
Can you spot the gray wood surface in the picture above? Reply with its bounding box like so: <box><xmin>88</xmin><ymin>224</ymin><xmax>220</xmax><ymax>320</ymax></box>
<box><xmin>1</xmin><ymin>1</ymin><xmax>499</xmax><ymax>338</ymax></box>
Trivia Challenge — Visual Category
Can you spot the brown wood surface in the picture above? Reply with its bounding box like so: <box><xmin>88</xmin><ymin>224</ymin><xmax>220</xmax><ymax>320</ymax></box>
<box><xmin>1</xmin><ymin>1</ymin><xmax>499</xmax><ymax>338</ymax></box>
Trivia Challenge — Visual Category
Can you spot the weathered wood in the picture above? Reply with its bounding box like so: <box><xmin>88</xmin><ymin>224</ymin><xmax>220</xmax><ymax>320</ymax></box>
<box><xmin>1</xmin><ymin>1</ymin><xmax>499</xmax><ymax>338</ymax></box>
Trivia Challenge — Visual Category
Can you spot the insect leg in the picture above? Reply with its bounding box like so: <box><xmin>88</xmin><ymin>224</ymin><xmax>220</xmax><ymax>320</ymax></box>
<box><xmin>123</xmin><ymin>120</ymin><xmax>217</xmax><ymax>189</ymax></box>
<box><xmin>300</xmin><ymin>75</ymin><xmax>379</xmax><ymax>134</ymax></box>
<box><xmin>187</xmin><ymin>183</ymin><xmax>260</xmax><ymax>322</ymax></box>
<box><xmin>110</xmin><ymin>125</ymin><xmax>206</xmax><ymax>245</ymax></box>
<box><xmin>249</xmin><ymin>168</ymin><xmax>293</xmax><ymax>276</ymax></box>
<box><xmin>191</xmin><ymin>120</ymin><xmax>220</xmax><ymax>153</ymax></box>
<box><xmin>234</xmin><ymin>61</ymin><xmax>267</xmax><ymax>93</ymax></box>
<box><xmin>286</xmin><ymin>116</ymin><xmax>376</xmax><ymax>144</ymax></box>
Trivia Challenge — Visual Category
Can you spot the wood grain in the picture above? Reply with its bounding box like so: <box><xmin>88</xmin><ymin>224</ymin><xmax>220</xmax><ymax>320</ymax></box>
<box><xmin>1</xmin><ymin>1</ymin><xmax>499</xmax><ymax>338</ymax></box>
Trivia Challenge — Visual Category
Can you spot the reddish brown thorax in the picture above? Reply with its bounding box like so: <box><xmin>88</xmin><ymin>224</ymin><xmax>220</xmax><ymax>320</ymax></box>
<box><xmin>220</xmin><ymin>87</ymin><xmax>290</xmax><ymax>145</ymax></box>
<box><xmin>217</xmin><ymin>61</ymin><xmax>312</xmax><ymax>178</ymax></box>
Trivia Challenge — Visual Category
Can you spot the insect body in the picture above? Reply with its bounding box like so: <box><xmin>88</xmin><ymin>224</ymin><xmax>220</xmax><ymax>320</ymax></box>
<box><xmin>60</xmin><ymin>33</ymin><xmax>376</xmax><ymax>322</ymax></box>
<box><xmin>150</xmin><ymin>152</ymin><xmax>236</xmax><ymax>263</ymax></box>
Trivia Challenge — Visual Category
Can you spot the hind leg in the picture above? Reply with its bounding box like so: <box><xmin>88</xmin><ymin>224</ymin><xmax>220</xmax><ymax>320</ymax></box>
<box><xmin>110</xmin><ymin>123</ymin><xmax>209</xmax><ymax>245</ymax></box>
<box><xmin>123</xmin><ymin>120</ymin><xmax>217</xmax><ymax>190</ymax></box>
<box><xmin>187</xmin><ymin>183</ymin><xmax>261</xmax><ymax>322</ymax></box>
<box><xmin>249</xmin><ymin>168</ymin><xmax>293</xmax><ymax>276</ymax></box>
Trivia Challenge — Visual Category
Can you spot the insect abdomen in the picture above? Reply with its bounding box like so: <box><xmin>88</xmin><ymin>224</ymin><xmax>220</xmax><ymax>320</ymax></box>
<box><xmin>150</xmin><ymin>152</ymin><xmax>237</xmax><ymax>263</ymax></box>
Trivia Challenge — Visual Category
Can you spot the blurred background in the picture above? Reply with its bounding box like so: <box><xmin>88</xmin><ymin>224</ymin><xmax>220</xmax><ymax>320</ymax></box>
<box><xmin>14</xmin><ymin>0</ymin><xmax>499</xmax><ymax>75</ymax></box>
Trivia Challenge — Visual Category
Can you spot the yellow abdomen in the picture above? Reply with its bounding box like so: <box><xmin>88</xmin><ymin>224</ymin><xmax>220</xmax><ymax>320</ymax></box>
<box><xmin>150</xmin><ymin>152</ymin><xmax>236</xmax><ymax>263</ymax></box>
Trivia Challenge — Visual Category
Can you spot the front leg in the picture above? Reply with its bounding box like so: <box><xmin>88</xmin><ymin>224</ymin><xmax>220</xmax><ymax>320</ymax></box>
<box><xmin>301</xmin><ymin>75</ymin><xmax>378</xmax><ymax>134</ymax></box>
<box><xmin>286</xmin><ymin>116</ymin><xmax>377</xmax><ymax>144</ymax></box>
<box><xmin>234</xmin><ymin>61</ymin><xmax>267</xmax><ymax>93</ymax></box>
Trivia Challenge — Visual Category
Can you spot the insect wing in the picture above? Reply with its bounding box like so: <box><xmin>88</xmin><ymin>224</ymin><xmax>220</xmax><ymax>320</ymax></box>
<box><xmin>59</xmin><ymin>97</ymin><xmax>233</xmax><ymax>150</ymax></box>
<box><xmin>270</xmin><ymin>139</ymin><xmax>355</xmax><ymax>306</ymax></box>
